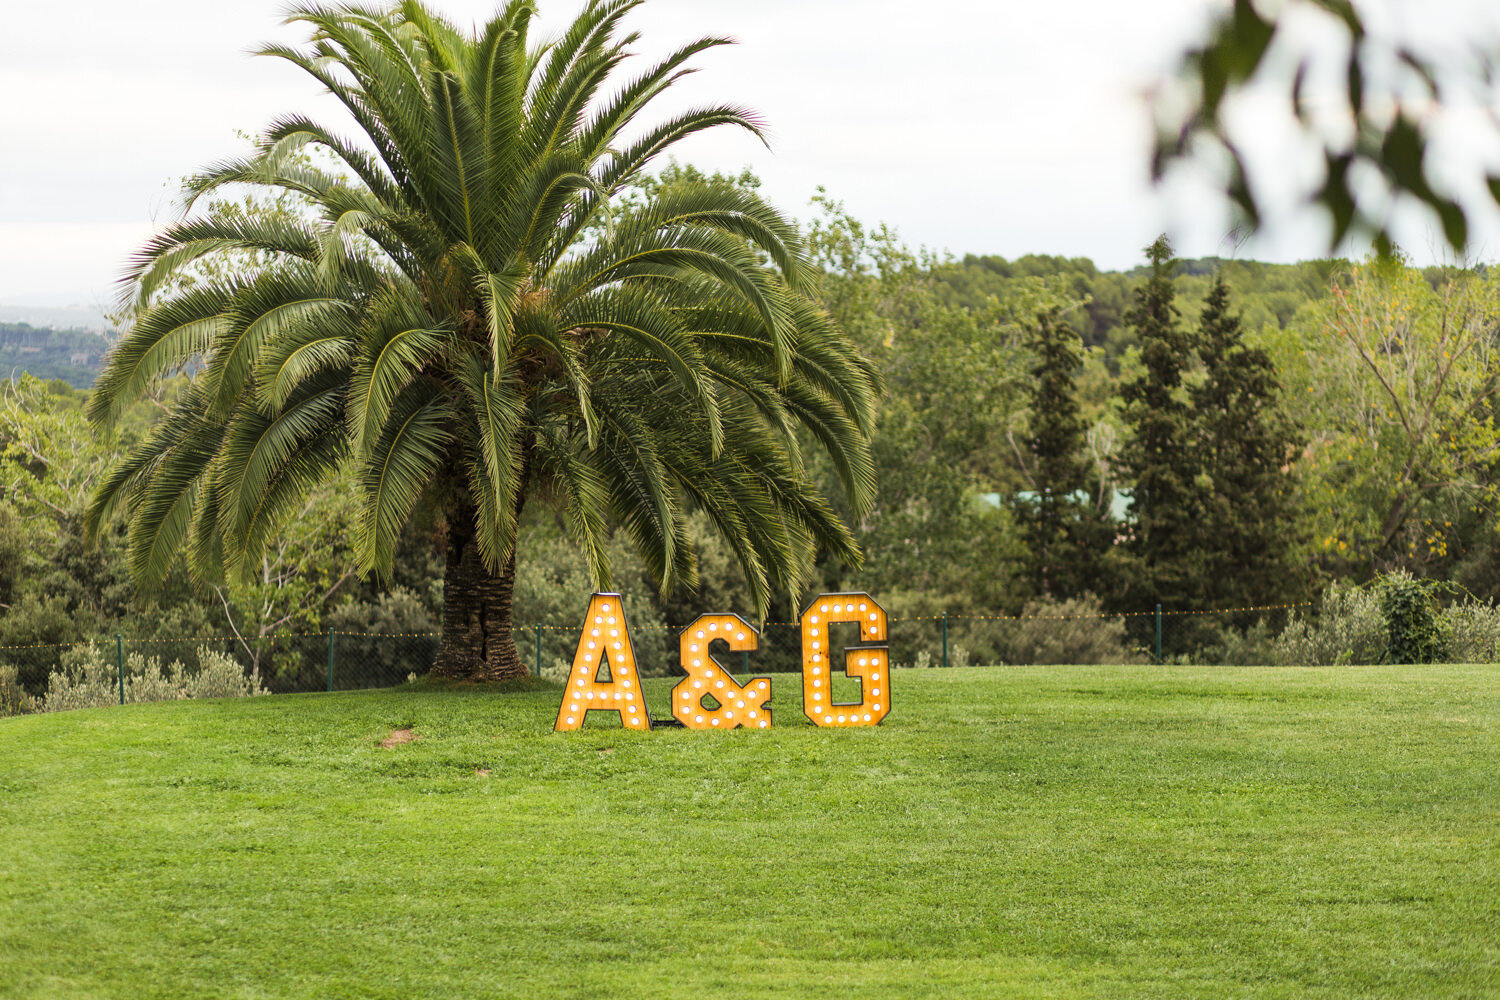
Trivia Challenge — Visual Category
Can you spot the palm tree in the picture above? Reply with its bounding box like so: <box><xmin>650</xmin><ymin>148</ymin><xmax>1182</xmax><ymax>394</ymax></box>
<box><xmin>86</xmin><ymin>0</ymin><xmax>880</xmax><ymax>680</ymax></box>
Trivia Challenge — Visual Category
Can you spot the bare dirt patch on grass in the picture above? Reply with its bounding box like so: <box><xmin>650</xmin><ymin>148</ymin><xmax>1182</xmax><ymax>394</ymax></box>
<box><xmin>379</xmin><ymin>728</ymin><xmax>418</xmax><ymax>748</ymax></box>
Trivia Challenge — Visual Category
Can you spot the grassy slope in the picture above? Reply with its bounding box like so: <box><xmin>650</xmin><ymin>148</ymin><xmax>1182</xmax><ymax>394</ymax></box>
<box><xmin>0</xmin><ymin>665</ymin><xmax>1496</xmax><ymax>1000</ymax></box>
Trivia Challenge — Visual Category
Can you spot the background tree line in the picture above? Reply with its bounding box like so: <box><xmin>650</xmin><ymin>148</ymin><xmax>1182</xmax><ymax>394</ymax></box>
<box><xmin>5</xmin><ymin>164</ymin><xmax>1500</xmax><ymax>691</ymax></box>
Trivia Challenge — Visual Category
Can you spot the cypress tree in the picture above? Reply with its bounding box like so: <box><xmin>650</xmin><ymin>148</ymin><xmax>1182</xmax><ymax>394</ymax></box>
<box><xmin>1191</xmin><ymin>273</ymin><xmax>1307</xmax><ymax>608</ymax></box>
<box><xmin>1013</xmin><ymin>308</ymin><xmax>1113</xmax><ymax>598</ymax></box>
<box><xmin>1118</xmin><ymin>235</ymin><xmax>1205</xmax><ymax>610</ymax></box>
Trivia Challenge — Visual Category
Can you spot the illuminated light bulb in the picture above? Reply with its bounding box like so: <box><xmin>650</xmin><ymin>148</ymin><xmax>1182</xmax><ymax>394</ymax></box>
<box><xmin>759</xmin><ymin>720</ymin><xmax>769</xmax><ymax>728</ymax></box>
<box><xmin>608</xmin><ymin>616</ymin><xmax>617</xmax><ymax>625</ymax></box>
<box><xmin>587</xmin><ymin>641</ymin><xmax>596</xmax><ymax>650</ymax></box>
<box><xmin>696</xmin><ymin>630</ymin><xmax>705</xmax><ymax>639</ymax></box>
<box><xmin>873</xmin><ymin>688</ymin><xmax>881</xmax><ymax>696</ymax></box>
<box><xmin>824</xmin><ymin>715</ymin><xmax>833</xmax><ymax>723</ymax></box>
<box><xmin>690</xmin><ymin>643</ymin><xmax>699</xmax><ymax>653</ymax></box>
<box><xmin>693</xmin><ymin>681</ymin><xmax>703</xmax><ymax>689</ymax></box>
<box><xmin>869</xmin><ymin>613</ymin><xmax>877</xmax><ymax>621</ymax></box>
<box><xmin>736</xmin><ymin>633</ymin><xmax>746</xmax><ymax>641</ymax></box>
<box><xmin>726</xmin><ymin>711</ymin><xmax>734</xmax><ymax>719</ymax></box>
<box><xmin>736</xmin><ymin>700</ymin><xmax>745</xmax><ymax>708</ymax></box>
<box><xmin>758</xmin><ymin>680</ymin><xmax>767</xmax><ymax>688</ymax></box>
<box><xmin>693</xmin><ymin>659</ymin><xmax>701</xmax><ymax>667</ymax></box>
<box><xmin>858</xmin><ymin>657</ymin><xmax>867</xmax><ymax>667</ymax></box>
<box><xmin>594</xmin><ymin>616</ymin><xmax>602</xmax><ymax>624</ymax></box>
<box><xmin>811</xmin><ymin>641</ymin><xmax>820</xmax><ymax>650</ymax></box>
<box><xmin>583</xmin><ymin>654</ymin><xmax>592</xmax><ymax>662</ymax></box>
<box><xmin>864</xmin><ymin>714</ymin><xmax>872</xmax><ymax>721</ymax></box>
<box><xmin>614</xmin><ymin>692</ymin><xmax>623</xmax><ymax>700</ymax></box>
<box><xmin>874</xmin><ymin>703</ymin><xmax>881</xmax><ymax>711</ymax></box>
<box><xmin>625</xmin><ymin>693</ymin><xmax>635</xmax><ymax>701</ymax></box>
<box><xmin>715</xmin><ymin>680</ymin><xmax>724</xmax><ymax>689</ymax></box>
<box><xmin>812</xmin><ymin>654</ymin><xmax>821</xmax><ymax>663</ymax></box>
<box><xmin>613</xmin><ymin>642</ymin><xmax>622</xmax><ymax>650</ymax></box>
<box><xmin>872</xmin><ymin>672</ymin><xmax>880</xmax><ymax>680</ymax></box>
<box><xmin>610</xmin><ymin>629</ymin><xmax>619</xmax><ymax>637</ymax></box>
<box><xmin>859</xmin><ymin>603</ymin><xmax>867</xmax><ymax>611</ymax></box>
<box><xmin>628</xmin><ymin>705</ymin><xmax>637</xmax><ymax>714</ymax></box>
<box><xmin>601</xmin><ymin>602</ymin><xmax>611</xmax><ymax>612</ymax></box>
<box><xmin>711</xmin><ymin>719</ymin><xmax>721</xmax><ymax>727</ymax></box>
<box><xmin>838</xmin><ymin>715</ymin><xmax>846</xmax><ymax>723</ymax></box>
<box><xmin>819</xmin><ymin>605</ymin><xmax>828</xmax><ymax>613</ymax></box>
<box><xmin>810</xmin><ymin>628</ymin><xmax>819</xmax><ymax>637</ymax></box>
<box><xmin>813</xmin><ymin>679</ymin><xmax>821</xmax><ymax>688</ymax></box>
<box><xmin>695</xmin><ymin>715</ymin><xmax>705</xmax><ymax>723</ymax></box>
<box><xmin>868</xmin><ymin>626</ymin><xmax>878</xmax><ymax>634</ymax></box>
<box><xmin>567</xmin><ymin>717</ymin><xmax>575</xmax><ymax>724</ymax></box>
<box><xmin>811</xmin><ymin>616</ymin><xmax>820</xmax><ymax>624</ymax></box>
<box><xmin>575</xmin><ymin>679</ymin><xmax>584</xmax><ymax>687</ymax></box>
<box><xmin>586</xmin><ymin>692</ymin><xmax>595</xmax><ymax>700</ymax></box>
<box><xmin>591</xmin><ymin>628</ymin><xmax>600</xmax><ymax>637</ymax></box>
<box><xmin>748</xmin><ymin>711</ymin><xmax>757</xmax><ymax>719</ymax></box>
<box><xmin>709</xmin><ymin>622</ymin><xmax>718</xmax><ymax>631</ymax></box>
<box><xmin>623</xmin><ymin>680</ymin><xmax>632</xmax><ymax>688</ymax></box>
<box><xmin>578</xmin><ymin>666</ymin><xmax>588</xmax><ymax>675</ymax></box>
<box><xmin>680</xmin><ymin>691</ymin><xmax>690</xmax><ymax>700</ymax></box>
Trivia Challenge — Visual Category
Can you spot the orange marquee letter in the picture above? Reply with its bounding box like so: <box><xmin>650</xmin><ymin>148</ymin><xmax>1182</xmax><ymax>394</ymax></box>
<box><xmin>554</xmin><ymin>594</ymin><xmax>651</xmax><ymax>732</ymax></box>
<box><xmin>671</xmin><ymin>614</ymin><xmax>772</xmax><ymax>730</ymax></box>
<box><xmin>802</xmin><ymin>593</ymin><xmax>889</xmax><ymax>727</ymax></box>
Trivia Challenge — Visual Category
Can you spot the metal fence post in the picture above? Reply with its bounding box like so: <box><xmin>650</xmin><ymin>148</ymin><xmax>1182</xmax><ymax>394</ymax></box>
<box><xmin>535</xmin><ymin>623</ymin><xmax>543</xmax><ymax>677</ymax></box>
<box><xmin>116</xmin><ymin>634</ymin><xmax>124</xmax><ymax>705</ymax></box>
<box><xmin>1155</xmin><ymin>604</ymin><xmax>1163</xmax><ymax>664</ymax></box>
<box><xmin>942</xmin><ymin>614</ymin><xmax>949</xmax><ymax>669</ymax></box>
<box><xmin>326</xmin><ymin>630</ymin><xmax>335</xmax><ymax>693</ymax></box>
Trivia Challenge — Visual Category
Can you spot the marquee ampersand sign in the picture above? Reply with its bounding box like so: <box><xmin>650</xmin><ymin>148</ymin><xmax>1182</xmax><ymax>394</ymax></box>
<box><xmin>553</xmin><ymin>594</ymin><xmax>652</xmax><ymax>732</ymax></box>
<box><xmin>801</xmin><ymin>592</ymin><xmax>889</xmax><ymax>728</ymax></box>
<box><xmin>670</xmin><ymin>613</ymin><xmax>772</xmax><ymax>729</ymax></box>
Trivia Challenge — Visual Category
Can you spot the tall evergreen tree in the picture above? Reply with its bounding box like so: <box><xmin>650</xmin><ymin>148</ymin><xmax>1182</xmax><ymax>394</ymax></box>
<box><xmin>1118</xmin><ymin>235</ymin><xmax>1204</xmax><ymax>609</ymax></box>
<box><xmin>1012</xmin><ymin>308</ymin><xmax>1113</xmax><ymax>598</ymax></box>
<box><xmin>1191</xmin><ymin>273</ymin><xmax>1307</xmax><ymax>607</ymax></box>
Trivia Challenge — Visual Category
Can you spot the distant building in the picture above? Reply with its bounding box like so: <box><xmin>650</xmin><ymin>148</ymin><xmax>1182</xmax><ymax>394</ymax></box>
<box><xmin>979</xmin><ymin>489</ymin><xmax>1133</xmax><ymax>522</ymax></box>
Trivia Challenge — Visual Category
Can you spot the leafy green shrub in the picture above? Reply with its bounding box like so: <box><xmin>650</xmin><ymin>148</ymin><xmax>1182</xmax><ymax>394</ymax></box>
<box><xmin>1193</xmin><ymin>619</ymin><xmax>1281</xmax><ymax>666</ymax></box>
<box><xmin>1440</xmin><ymin>600</ymin><xmax>1500</xmax><ymax>663</ymax></box>
<box><xmin>997</xmin><ymin>594</ymin><xmax>1140</xmax><ymax>665</ymax></box>
<box><xmin>0</xmin><ymin>660</ymin><xmax>34</xmax><ymax>716</ymax></box>
<box><xmin>42</xmin><ymin>645</ymin><xmax>267</xmax><ymax>712</ymax></box>
<box><xmin>325</xmin><ymin>587</ymin><xmax>439</xmax><ymax>683</ymax></box>
<box><xmin>511</xmin><ymin>526</ymin><xmax>672</xmax><ymax>676</ymax></box>
<box><xmin>1375</xmin><ymin>571</ymin><xmax>1447</xmax><ymax>663</ymax></box>
<box><xmin>1272</xmin><ymin>582</ymin><xmax>1384</xmax><ymax>665</ymax></box>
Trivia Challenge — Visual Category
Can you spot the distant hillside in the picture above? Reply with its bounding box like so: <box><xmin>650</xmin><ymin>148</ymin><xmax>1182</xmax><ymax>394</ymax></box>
<box><xmin>0</xmin><ymin>302</ymin><xmax>112</xmax><ymax>333</ymax></box>
<box><xmin>0</xmin><ymin>323</ymin><xmax>108</xmax><ymax>389</ymax></box>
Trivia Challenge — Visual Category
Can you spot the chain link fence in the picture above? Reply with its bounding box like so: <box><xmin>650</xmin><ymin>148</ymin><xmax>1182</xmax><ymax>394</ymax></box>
<box><xmin>9</xmin><ymin>599</ymin><xmax>1451</xmax><ymax>716</ymax></box>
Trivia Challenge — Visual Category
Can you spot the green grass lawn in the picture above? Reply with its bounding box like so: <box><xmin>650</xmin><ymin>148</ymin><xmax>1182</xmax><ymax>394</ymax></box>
<box><xmin>1</xmin><ymin>664</ymin><xmax>1496</xmax><ymax>999</ymax></box>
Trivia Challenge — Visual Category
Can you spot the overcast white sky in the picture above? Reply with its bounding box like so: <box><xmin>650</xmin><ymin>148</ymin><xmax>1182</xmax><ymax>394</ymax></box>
<box><xmin>3</xmin><ymin>0</ymin><xmax>1498</xmax><ymax>307</ymax></box>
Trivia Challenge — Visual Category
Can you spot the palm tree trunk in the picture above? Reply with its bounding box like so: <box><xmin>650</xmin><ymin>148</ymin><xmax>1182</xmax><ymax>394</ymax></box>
<box><xmin>432</xmin><ymin>499</ymin><xmax>526</xmax><ymax>681</ymax></box>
